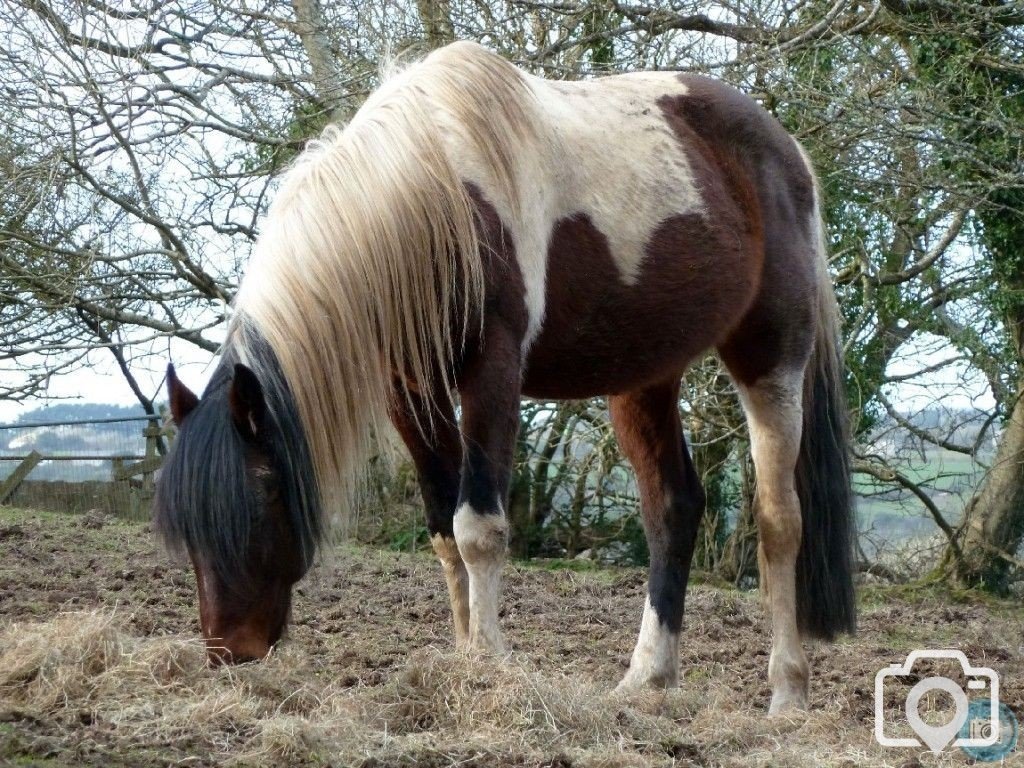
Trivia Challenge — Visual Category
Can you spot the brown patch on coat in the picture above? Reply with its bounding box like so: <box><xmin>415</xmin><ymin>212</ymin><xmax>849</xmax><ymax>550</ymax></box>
<box><xmin>522</xmin><ymin>207</ymin><xmax>759</xmax><ymax>399</ymax></box>
<box><xmin>457</xmin><ymin>186</ymin><xmax>530</xmax><ymax>510</ymax></box>
<box><xmin>387</xmin><ymin>383</ymin><xmax>462</xmax><ymax>537</ymax></box>
<box><xmin>666</xmin><ymin>75</ymin><xmax>814</xmax><ymax>217</ymax></box>
<box><xmin>464</xmin><ymin>186</ymin><xmax>530</xmax><ymax>348</ymax></box>
<box><xmin>657</xmin><ymin>74</ymin><xmax>819</xmax><ymax>384</ymax></box>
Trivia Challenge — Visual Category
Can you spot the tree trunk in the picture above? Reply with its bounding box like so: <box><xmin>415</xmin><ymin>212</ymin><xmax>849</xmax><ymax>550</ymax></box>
<box><xmin>719</xmin><ymin>450</ymin><xmax>759</xmax><ymax>585</ymax></box>
<box><xmin>689</xmin><ymin>424</ymin><xmax>734</xmax><ymax>571</ymax></box>
<box><xmin>416</xmin><ymin>0</ymin><xmax>454</xmax><ymax>47</ymax></box>
<box><xmin>951</xmin><ymin>381</ymin><xmax>1024</xmax><ymax>590</ymax></box>
<box><xmin>947</xmin><ymin>240</ymin><xmax>1024</xmax><ymax>589</ymax></box>
<box><xmin>884</xmin><ymin>3</ymin><xmax>1024</xmax><ymax>591</ymax></box>
<box><xmin>291</xmin><ymin>0</ymin><xmax>346</xmax><ymax>115</ymax></box>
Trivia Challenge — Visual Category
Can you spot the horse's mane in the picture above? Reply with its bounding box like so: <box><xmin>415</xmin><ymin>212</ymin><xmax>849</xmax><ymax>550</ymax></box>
<box><xmin>233</xmin><ymin>42</ymin><xmax>535</xmax><ymax>526</ymax></box>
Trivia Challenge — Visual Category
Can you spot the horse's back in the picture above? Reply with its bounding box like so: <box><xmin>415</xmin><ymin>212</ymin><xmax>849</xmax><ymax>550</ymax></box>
<box><xmin>414</xmin><ymin>46</ymin><xmax>820</xmax><ymax>396</ymax></box>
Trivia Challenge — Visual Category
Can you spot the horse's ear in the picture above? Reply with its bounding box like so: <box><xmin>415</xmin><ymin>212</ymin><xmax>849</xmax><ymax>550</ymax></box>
<box><xmin>167</xmin><ymin>363</ymin><xmax>199</xmax><ymax>424</ymax></box>
<box><xmin>229</xmin><ymin>363</ymin><xmax>266</xmax><ymax>442</ymax></box>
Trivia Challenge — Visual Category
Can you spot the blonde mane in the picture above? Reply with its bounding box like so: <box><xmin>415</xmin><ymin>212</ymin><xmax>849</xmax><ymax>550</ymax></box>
<box><xmin>233</xmin><ymin>42</ymin><xmax>535</xmax><ymax>522</ymax></box>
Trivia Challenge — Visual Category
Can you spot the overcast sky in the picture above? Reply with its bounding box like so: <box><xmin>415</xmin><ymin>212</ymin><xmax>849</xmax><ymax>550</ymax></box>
<box><xmin>0</xmin><ymin>337</ymin><xmax>218</xmax><ymax>423</ymax></box>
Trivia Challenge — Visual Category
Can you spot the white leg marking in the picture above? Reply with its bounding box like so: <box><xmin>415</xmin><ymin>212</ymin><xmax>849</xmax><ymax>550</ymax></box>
<box><xmin>430</xmin><ymin>534</ymin><xmax>470</xmax><ymax>649</ymax></box>
<box><xmin>737</xmin><ymin>369</ymin><xmax>810</xmax><ymax>714</ymax></box>
<box><xmin>452</xmin><ymin>503</ymin><xmax>508</xmax><ymax>653</ymax></box>
<box><xmin>616</xmin><ymin>595</ymin><xmax>680</xmax><ymax>692</ymax></box>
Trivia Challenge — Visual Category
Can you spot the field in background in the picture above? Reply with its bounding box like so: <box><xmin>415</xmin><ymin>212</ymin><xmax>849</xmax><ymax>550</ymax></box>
<box><xmin>0</xmin><ymin>409</ymin><xmax>167</xmax><ymax>519</ymax></box>
<box><xmin>1</xmin><ymin>507</ymin><xmax>1021</xmax><ymax>767</ymax></box>
<box><xmin>856</xmin><ymin>445</ymin><xmax>985</xmax><ymax>560</ymax></box>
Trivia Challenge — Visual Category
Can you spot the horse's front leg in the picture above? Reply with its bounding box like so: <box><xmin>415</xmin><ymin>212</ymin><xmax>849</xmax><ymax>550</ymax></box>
<box><xmin>389</xmin><ymin>386</ymin><xmax>469</xmax><ymax>647</ymax></box>
<box><xmin>453</xmin><ymin>325</ymin><xmax>522</xmax><ymax>654</ymax></box>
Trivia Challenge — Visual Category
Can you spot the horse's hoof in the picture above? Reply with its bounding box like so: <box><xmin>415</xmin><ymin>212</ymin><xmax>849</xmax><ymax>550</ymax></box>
<box><xmin>614</xmin><ymin>679</ymin><xmax>639</xmax><ymax>695</ymax></box>
<box><xmin>464</xmin><ymin>636</ymin><xmax>508</xmax><ymax>657</ymax></box>
<box><xmin>614</xmin><ymin>667</ymin><xmax>677</xmax><ymax>694</ymax></box>
<box><xmin>768</xmin><ymin>693</ymin><xmax>809</xmax><ymax>715</ymax></box>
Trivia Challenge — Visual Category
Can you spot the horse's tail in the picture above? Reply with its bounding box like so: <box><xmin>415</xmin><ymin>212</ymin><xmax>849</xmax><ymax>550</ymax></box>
<box><xmin>793</xmin><ymin>171</ymin><xmax>857</xmax><ymax>640</ymax></box>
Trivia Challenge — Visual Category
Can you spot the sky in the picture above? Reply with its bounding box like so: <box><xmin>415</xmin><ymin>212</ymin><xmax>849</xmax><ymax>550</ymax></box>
<box><xmin>0</xmin><ymin>337</ymin><xmax>218</xmax><ymax>424</ymax></box>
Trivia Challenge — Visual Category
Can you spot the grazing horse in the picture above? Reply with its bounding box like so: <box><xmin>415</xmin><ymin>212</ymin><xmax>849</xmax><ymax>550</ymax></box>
<box><xmin>155</xmin><ymin>41</ymin><xmax>855</xmax><ymax>713</ymax></box>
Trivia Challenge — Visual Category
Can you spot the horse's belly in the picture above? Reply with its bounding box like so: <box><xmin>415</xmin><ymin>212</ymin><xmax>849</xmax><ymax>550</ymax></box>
<box><xmin>522</xmin><ymin>331</ymin><xmax>700</xmax><ymax>399</ymax></box>
<box><xmin>520</xmin><ymin>211</ymin><xmax>759</xmax><ymax>400</ymax></box>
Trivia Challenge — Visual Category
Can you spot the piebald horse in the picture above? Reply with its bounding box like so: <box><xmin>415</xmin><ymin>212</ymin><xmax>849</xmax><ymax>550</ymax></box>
<box><xmin>156</xmin><ymin>42</ymin><xmax>855</xmax><ymax>713</ymax></box>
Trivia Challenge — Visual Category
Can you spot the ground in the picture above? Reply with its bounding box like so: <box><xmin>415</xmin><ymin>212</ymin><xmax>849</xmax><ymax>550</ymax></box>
<box><xmin>0</xmin><ymin>507</ymin><xmax>1021</xmax><ymax>767</ymax></box>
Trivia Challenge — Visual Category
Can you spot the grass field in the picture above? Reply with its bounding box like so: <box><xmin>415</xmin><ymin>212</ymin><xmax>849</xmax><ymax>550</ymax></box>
<box><xmin>854</xmin><ymin>446</ymin><xmax>987</xmax><ymax>561</ymax></box>
<box><xmin>1</xmin><ymin>506</ymin><xmax>1021</xmax><ymax>767</ymax></box>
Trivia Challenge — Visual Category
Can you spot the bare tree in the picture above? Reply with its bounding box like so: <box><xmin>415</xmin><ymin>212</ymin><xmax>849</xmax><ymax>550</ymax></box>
<box><xmin>3</xmin><ymin>0</ymin><xmax>1022</xmax><ymax>583</ymax></box>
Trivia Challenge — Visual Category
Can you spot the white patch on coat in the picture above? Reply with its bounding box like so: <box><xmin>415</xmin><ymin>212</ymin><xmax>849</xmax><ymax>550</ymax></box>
<box><xmin>531</xmin><ymin>74</ymin><xmax>702</xmax><ymax>285</ymax></box>
<box><xmin>616</xmin><ymin>595</ymin><xmax>680</xmax><ymax>691</ymax></box>
<box><xmin>439</xmin><ymin>69</ymin><xmax>703</xmax><ymax>352</ymax></box>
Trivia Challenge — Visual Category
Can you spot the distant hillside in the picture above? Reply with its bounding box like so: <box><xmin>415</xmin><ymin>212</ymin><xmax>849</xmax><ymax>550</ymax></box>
<box><xmin>0</xmin><ymin>403</ymin><xmax>158</xmax><ymax>481</ymax></box>
<box><xmin>6</xmin><ymin>403</ymin><xmax>152</xmax><ymax>426</ymax></box>
<box><xmin>870</xmin><ymin>406</ymin><xmax>999</xmax><ymax>458</ymax></box>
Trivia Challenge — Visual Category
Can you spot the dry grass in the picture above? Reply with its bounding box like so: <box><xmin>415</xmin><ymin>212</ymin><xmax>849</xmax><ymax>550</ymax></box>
<box><xmin>2</xmin><ymin>509</ymin><xmax>1021</xmax><ymax>766</ymax></box>
<box><xmin>0</xmin><ymin>610</ymin><xmax>1003</xmax><ymax>767</ymax></box>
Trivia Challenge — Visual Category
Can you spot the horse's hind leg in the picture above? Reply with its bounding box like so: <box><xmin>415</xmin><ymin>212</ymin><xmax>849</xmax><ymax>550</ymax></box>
<box><xmin>610</xmin><ymin>379</ymin><xmax>705</xmax><ymax>691</ymax></box>
<box><xmin>732</xmin><ymin>366</ymin><xmax>810</xmax><ymax>713</ymax></box>
<box><xmin>389</xmin><ymin>388</ymin><xmax>470</xmax><ymax>648</ymax></box>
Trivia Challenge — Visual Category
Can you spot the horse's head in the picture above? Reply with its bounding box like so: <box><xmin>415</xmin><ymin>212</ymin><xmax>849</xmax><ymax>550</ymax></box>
<box><xmin>155</xmin><ymin>360</ymin><xmax>317</xmax><ymax>665</ymax></box>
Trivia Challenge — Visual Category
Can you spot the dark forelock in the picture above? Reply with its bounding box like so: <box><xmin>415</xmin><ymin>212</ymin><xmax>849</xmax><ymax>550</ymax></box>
<box><xmin>153</xmin><ymin>320</ymin><xmax>322</xmax><ymax>595</ymax></box>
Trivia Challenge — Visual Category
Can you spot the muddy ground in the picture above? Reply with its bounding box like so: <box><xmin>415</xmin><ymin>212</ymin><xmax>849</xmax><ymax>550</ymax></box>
<box><xmin>0</xmin><ymin>506</ymin><xmax>1022</xmax><ymax>767</ymax></box>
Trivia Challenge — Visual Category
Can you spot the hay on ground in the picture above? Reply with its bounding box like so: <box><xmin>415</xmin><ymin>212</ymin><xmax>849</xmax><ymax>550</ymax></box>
<box><xmin>0</xmin><ymin>611</ymin><xmax>974</xmax><ymax>767</ymax></box>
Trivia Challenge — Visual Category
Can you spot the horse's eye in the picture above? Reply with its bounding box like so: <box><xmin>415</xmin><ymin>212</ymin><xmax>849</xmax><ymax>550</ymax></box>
<box><xmin>264</xmin><ymin>483</ymin><xmax>281</xmax><ymax>503</ymax></box>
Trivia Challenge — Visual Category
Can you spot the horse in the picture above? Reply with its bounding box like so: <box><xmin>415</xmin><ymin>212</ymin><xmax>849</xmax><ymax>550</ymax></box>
<box><xmin>155</xmin><ymin>41</ymin><xmax>855</xmax><ymax>714</ymax></box>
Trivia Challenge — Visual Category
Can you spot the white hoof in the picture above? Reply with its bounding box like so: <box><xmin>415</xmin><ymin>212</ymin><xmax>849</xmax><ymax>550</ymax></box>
<box><xmin>768</xmin><ymin>687</ymin><xmax>809</xmax><ymax>714</ymax></box>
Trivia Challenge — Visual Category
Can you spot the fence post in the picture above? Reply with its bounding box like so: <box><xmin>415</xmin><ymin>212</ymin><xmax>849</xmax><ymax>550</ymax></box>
<box><xmin>136</xmin><ymin>420</ymin><xmax>162</xmax><ymax>520</ymax></box>
<box><xmin>142</xmin><ymin>420</ymin><xmax>160</xmax><ymax>491</ymax></box>
<box><xmin>0</xmin><ymin>450</ymin><xmax>42</xmax><ymax>505</ymax></box>
<box><xmin>111</xmin><ymin>456</ymin><xmax>133</xmax><ymax>518</ymax></box>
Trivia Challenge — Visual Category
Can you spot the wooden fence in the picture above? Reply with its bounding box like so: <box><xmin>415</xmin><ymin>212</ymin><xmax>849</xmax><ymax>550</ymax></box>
<box><xmin>0</xmin><ymin>414</ymin><xmax>174</xmax><ymax>518</ymax></box>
